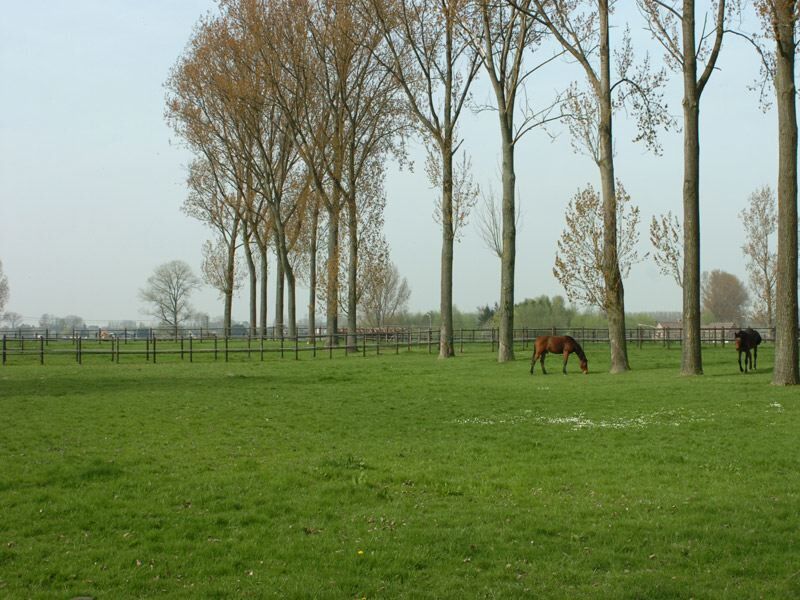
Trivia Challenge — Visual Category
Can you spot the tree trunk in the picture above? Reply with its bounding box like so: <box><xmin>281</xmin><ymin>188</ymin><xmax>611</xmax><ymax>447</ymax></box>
<box><xmin>274</xmin><ymin>227</ymin><xmax>297</xmax><ymax>339</ymax></box>
<box><xmin>275</xmin><ymin>239</ymin><xmax>284</xmax><ymax>340</ymax></box>
<box><xmin>681</xmin><ymin>2</ymin><xmax>703</xmax><ymax>375</ymax></box>
<box><xmin>326</xmin><ymin>203</ymin><xmax>340</xmax><ymax>347</ymax></box>
<box><xmin>257</xmin><ymin>240</ymin><xmax>268</xmax><ymax>336</ymax></box>
<box><xmin>772</xmin><ymin>2</ymin><xmax>799</xmax><ymax>385</ymax></box>
<box><xmin>497</xmin><ymin>119</ymin><xmax>516</xmax><ymax>363</ymax></box>
<box><xmin>598</xmin><ymin>0</ymin><xmax>629</xmax><ymax>373</ymax></box>
<box><xmin>309</xmin><ymin>203</ymin><xmax>319</xmax><ymax>345</ymax></box>
<box><xmin>242</xmin><ymin>225</ymin><xmax>257</xmax><ymax>337</ymax></box>
<box><xmin>285</xmin><ymin>260</ymin><xmax>297</xmax><ymax>339</ymax></box>
<box><xmin>439</xmin><ymin>142</ymin><xmax>456</xmax><ymax>358</ymax></box>
<box><xmin>346</xmin><ymin>195</ymin><xmax>358</xmax><ymax>351</ymax></box>
<box><xmin>223</xmin><ymin>215</ymin><xmax>240</xmax><ymax>338</ymax></box>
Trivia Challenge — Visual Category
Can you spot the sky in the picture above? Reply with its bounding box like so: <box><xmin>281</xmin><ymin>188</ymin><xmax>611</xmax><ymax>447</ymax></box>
<box><xmin>0</xmin><ymin>1</ymin><xmax>781</xmax><ymax>326</ymax></box>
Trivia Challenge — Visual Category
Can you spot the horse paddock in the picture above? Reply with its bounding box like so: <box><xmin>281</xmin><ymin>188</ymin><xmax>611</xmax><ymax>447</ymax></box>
<box><xmin>1</xmin><ymin>345</ymin><xmax>797</xmax><ymax>598</ymax></box>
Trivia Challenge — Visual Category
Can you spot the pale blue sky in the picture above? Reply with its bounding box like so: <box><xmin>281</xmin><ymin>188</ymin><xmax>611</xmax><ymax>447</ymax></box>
<box><xmin>0</xmin><ymin>1</ymin><xmax>778</xmax><ymax>325</ymax></box>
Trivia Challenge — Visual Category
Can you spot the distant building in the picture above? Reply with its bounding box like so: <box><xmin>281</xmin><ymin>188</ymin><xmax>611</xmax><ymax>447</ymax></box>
<box><xmin>703</xmin><ymin>322</ymin><xmax>738</xmax><ymax>341</ymax></box>
<box><xmin>654</xmin><ymin>321</ymin><xmax>682</xmax><ymax>340</ymax></box>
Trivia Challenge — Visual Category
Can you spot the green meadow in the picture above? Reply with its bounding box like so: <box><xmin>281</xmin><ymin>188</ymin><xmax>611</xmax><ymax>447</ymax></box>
<box><xmin>1</xmin><ymin>344</ymin><xmax>798</xmax><ymax>598</ymax></box>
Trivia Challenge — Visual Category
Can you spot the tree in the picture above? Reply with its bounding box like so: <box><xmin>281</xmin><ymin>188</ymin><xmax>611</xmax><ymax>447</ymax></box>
<box><xmin>637</xmin><ymin>0</ymin><xmax>735</xmax><ymax>377</ymax></box>
<box><xmin>529</xmin><ymin>0</ymin><xmax>672</xmax><ymax>372</ymax></box>
<box><xmin>183</xmin><ymin>159</ymin><xmax>243</xmax><ymax>336</ymax></box>
<box><xmin>2</xmin><ymin>311</ymin><xmax>23</xmax><ymax>329</ymax></box>
<box><xmin>0</xmin><ymin>260</ymin><xmax>8</xmax><ymax>315</ymax></box>
<box><xmin>359</xmin><ymin>262</ymin><xmax>411</xmax><ymax>327</ymax></box>
<box><xmin>553</xmin><ymin>181</ymin><xmax>644</xmax><ymax>310</ymax></box>
<box><xmin>367</xmin><ymin>0</ymin><xmax>481</xmax><ymax>359</ymax></box>
<box><xmin>201</xmin><ymin>237</ymin><xmax>245</xmax><ymax>308</ymax></box>
<box><xmin>701</xmin><ymin>269</ymin><xmax>749</xmax><ymax>323</ymax></box>
<box><xmin>649</xmin><ymin>211</ymin><xmax>683</xmax><ymax>288</ymax></box>
<box><xmin>466</xmin><ymin>0</ymin><xmax>562</xmax><ymax>363</ymax></box>
<box><xmin>315</xmin><ymin>179</ymin><xmax>391</xmax><ymax>326</ymax></box>
<box><xmin>139</xmin><ymin>261</ymin><xmax>201</xmax><ymax>337</ymax></box>
<box><xmin>754</xmin><ymin>0</ymin><xmax>799</xmax><ymax>385</ymax></box>
<box><xmin>740</xmin><ymin>186</ymin><xmax>777</xmax><ymax>326</ymax></box>
<box><xmin>267</xmin><ymin>0</ymin><xmax>404</xmax><ymax>350</ymax></box>
<box><xmin>514</xmin><ymin>295</ymin><xmax>576</xmax><ymax>327</ymax></box>
<box><xmin>166</xmin><ymin>21</ymin><xmax>256</xmax><ymax>338</ymax></box>
<box><xmin>476</xmin><ymin>302</ymin><xmax>498</xmax><ymax>327</ymax></box>
<box><xmin>475</xmin><ymin>184</ymin><xmax>522</xmax><ymax>259</ymax></box>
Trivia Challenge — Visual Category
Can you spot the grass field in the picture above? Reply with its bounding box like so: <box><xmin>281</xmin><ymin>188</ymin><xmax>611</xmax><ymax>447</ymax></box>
<box><xmin>1</xmin><ymin>344</ymin><xmax>798</xmax><ymax>598</ymax></box>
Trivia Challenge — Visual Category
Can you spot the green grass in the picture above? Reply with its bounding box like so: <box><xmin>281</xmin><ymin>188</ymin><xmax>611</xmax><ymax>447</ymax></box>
<box><xmin>1</xmin><ymin>344</ymin><xmax>798</xmax><ymax>598</ymax></box>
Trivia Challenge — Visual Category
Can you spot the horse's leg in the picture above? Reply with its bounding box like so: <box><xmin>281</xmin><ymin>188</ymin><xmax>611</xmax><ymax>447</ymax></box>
<box><xmin>753</xmin><ymin>345</ymin><xmax>758</xmax><ymax>370</ymax></box>
<box><xmin>540</xmin><ymin>351</ymin><xmax>548</xmax><ymax>375</ymax></box>
<box><xmin>530</xmin><ymin>350</ymin><xmax>540</xmax><ymax>375</ymax></box>
<box><xmin>562</xmin><ymin>350</ymin><xmax>569</xmax><ymax>374</ymax></box>
<box><xmin>738</xmin><ymin>350</ymin><xmax>744</xmax><ymax>373</ymax></box>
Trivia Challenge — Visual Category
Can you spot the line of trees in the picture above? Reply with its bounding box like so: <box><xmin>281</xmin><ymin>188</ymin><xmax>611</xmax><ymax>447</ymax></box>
<box><xmin>164</xmin><ymin>0</ymin><xmax>797</xmax><ymax>383</ymax></box>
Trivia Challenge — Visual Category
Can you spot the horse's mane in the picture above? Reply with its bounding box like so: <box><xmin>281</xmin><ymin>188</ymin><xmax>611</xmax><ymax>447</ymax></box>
<box><xmin>569</xmin><ymin>336</ymin><xmax>587</xmax><ymax>362</ymax></box>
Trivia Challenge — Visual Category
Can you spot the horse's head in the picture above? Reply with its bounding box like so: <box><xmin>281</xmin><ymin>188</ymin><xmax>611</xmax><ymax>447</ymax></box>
<box><xmin>734</xmin><ymin>330</ymin><xmax>745</xmax><ymax>351</ymax></box>
<box><xmin>579</xmin><ymin>358</ymin><xmax>588</xmax><ymax>374</ymax></box>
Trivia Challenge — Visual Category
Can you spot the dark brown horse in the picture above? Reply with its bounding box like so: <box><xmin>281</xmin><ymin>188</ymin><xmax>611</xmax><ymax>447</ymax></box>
<box><xmin>530</xmin><ymin>335</ymin><xmax>588</xmax><ymax>375</ymax></box>
<box><xmin>734</xmin><ymin>328</ymin><xmax>762</xmax><ymax>373</ymax></box>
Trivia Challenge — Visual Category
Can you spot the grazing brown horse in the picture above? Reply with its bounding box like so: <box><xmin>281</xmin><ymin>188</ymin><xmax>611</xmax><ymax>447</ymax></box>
<box><xmin>734</xmin><ymin>328</ymin><xmax>762</xmax><ymax>373</ymax></box>
<box><xmin>530</xmin><ymin>335</ymin><xmax>588</xmax><ymax>375</ymax></box>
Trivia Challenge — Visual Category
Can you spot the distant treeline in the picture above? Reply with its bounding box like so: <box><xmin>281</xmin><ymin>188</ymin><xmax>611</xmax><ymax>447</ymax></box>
<box><xmin>389</xmin><ymin>296</ymin><xmax>678</xmax><ymax>331</ymax></box>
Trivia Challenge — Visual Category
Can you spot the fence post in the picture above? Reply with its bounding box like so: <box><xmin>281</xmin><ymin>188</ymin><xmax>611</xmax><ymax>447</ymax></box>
<box><xmin>180</xmin><ymin>336</ymin><xmax>185</xmax><ymax>361</ymax></box>
<box><xmin>225</xmin><ymin>336</ymin><xmax>229</xmax><ymax>362</ymax></box>
<box><xmin>2</xmin><ymin>334</ymin><xmax>6</xmax><ymax>365</ymax></box>
<box><xmin>280</xmin><ymin>335</ymin><xmax>284</xmax><ymax>359</ymax></box>
<box><xmin>153</xmin><ymin>335</ymin><xmax>157</xmax><ymax>364</ymax></box>
<box><xmin>189</xmin><ymin>335</ymin><xmax>193</xmax><ymax>363</ymax></box>
<box><xmin>146</xmin><ymin>336</ymin><xmax>150</xmax><ymax>362</ymax></box>
<box><xmin>460</xmin><ymin>328</ymin><xmax>464</xmax><ymax>354</ymax></box>
<box><xmin>428</xmin><ymin>329</ymin><xmax>431</xmax><ymax>354</ymax></box>
<box><xmin>40</xmin><ymin>335</ymin><xmax>44</xmax><ymax>365</ymax></box>
<box><xmin>78</xmin><ymin>337</ymin><xmax>82</xmax><ymax>365</ymax></box>
<box><xmin>116</xmin><ymin>337</ymin><xmax>120</xmax><ymax>364</ymax></box>
<box><xmin>214</xmin><ymin>334</ymin><xmax>218</xmax><ymax>361</ymax></box>
<box><xmin>377</xmin><ymin>332</ymin><xmax>380</xmax><ymax>355</ymax></box>
<box><xmin>295</xmin><ymin>334</ymin><xmax>299</xmax><ymax>360</ymax></box>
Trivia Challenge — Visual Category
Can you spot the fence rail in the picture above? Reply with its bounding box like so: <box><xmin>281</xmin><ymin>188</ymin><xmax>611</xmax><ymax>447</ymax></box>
<box><xmin>0</xmin><ymin>326</ymin><xmax>775</xmax><ymax>366</ymax></box>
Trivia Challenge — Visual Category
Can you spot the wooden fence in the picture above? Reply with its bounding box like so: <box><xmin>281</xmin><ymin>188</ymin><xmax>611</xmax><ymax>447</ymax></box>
<box><xmin>0</xmin><ymin>326</ymin><xmax>774</xmax><ymax>366</ymax></box>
